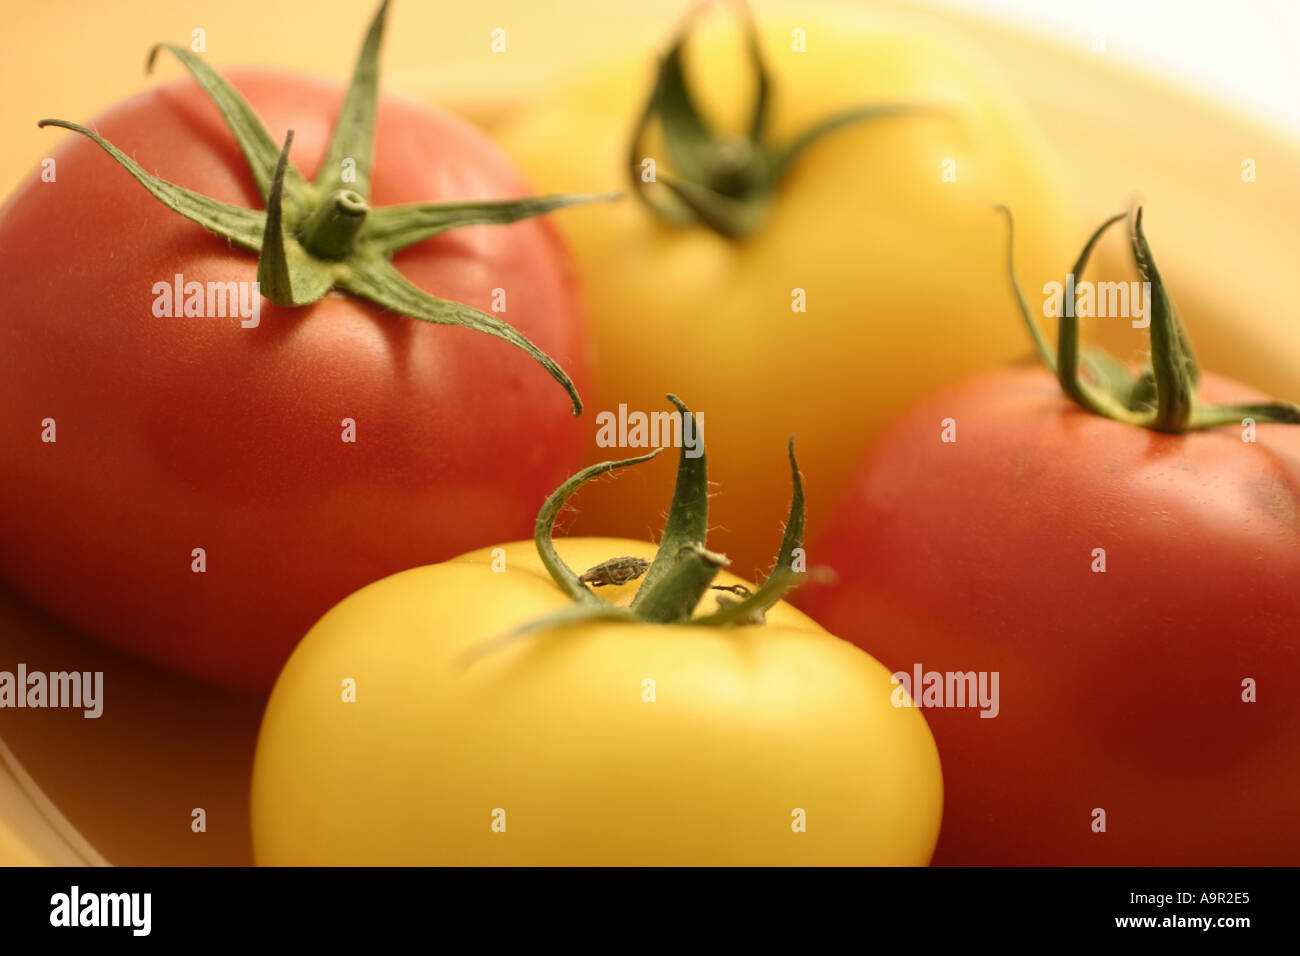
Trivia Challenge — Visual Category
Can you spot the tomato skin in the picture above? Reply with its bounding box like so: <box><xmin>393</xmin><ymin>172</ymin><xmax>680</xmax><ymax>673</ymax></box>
<box><xmin>801</xmin><ymin>365</ymin><xmax>1300</xmax><ymax>865</ymax></box>
<box><xmin>496</xmin><ymin>9</ymin><xmax>1080</xmax><ymax>580</ymax></box>
<box><xmin>251</xmin><ymin>537</ymin><xmax>943</xmax><ymax>866</ymax></box>
<box><xmin>0</xmin><ymin>71</ymin><xmax>590</xmax><ymax>691</ymax></box>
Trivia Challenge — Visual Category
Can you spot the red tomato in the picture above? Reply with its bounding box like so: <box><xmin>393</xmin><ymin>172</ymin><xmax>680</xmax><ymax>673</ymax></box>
<box><xmin>0</xmin><ymin>72</ymin><xmax>589</xmax><ymax>690</ymax></box>
<box><xmin>801</xmin><ymin>365</ymin><xmax>1300</xmax><ymax>864</ymax></box>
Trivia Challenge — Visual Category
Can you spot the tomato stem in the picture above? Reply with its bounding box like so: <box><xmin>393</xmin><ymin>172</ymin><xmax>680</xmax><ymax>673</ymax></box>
<box><xmin>634</xmin><ymin>544</ymin><xmax>730</xmax><ymax>623</ymax></box>
<box><xmin>39</xmin><ymin>0</ymin><xmax>609</xmax><ymax>414</ymax></box>
<box><xmin>465</xmin><ymin>415</ymin><xmax>821</xmax><ymax>664</ymax></box>
<box><xmin>999</xmin><ymin>204</ymin><xmax>1300</xmax><ymax>432</ymax></box>
<box><xmin>300</xmin><ymin>189</ymin><xmax>370</xmax><ymax>260</ymax></box>
<box><xmin>628</xmin><ymin>1</ymin><xmax>942</xmax><ymax>240</ymax></box>
<box><xmin>522</xmin><ymin>395</ymin><xmax>815</xmax><ymax>632</ymax></box>
<box><xmin>629</xmin><ymin>394</ymin><xmax>709</xmax><ymax>610</ymax></box>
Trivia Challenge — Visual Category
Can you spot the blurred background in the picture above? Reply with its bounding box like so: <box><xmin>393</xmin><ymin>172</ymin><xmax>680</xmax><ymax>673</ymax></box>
<box><xmin>927</xmin><ymin>0</ymin><xmax>1300</xmax><ymax>139</ymax></box>
<box><xmin>4</xmin><ymin>0</ymin><xmax>1300</xmax><ymax>168</ymax></box>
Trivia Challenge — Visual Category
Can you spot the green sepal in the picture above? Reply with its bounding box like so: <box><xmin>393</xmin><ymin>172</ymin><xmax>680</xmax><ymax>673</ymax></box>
<box><xmin>999</xmin><ymin>203</ymin><xmax>1300</xmax><ymax>433</ymax></box>
<box><xmin>691</xmin><ymin>438</ymin><xmax>814</xmax><ymax>625</ymax></box>
<box><xmin>630</xmin><ymin>5</ymin><xmax>939</xmax><ymax>239</ymax></box>
<box><xmin>475</xmin><ymin>398</ymin><xmax>827</xmax><ymax>657</ymax></box>
<box><xmin>1188</xmin><ymin>402</ymin><xmax>1300</xmax><ymax>428</ymax></box>
<box><xmin>36</xmin><ymin>119</ymin><xmax>266</xmax><ymax>250</ymax></box>
<box><xmin>630</xmin><ymin>394</ymin><xmax>708</xmax><ymax>610</ymax></box>
<box><xmin>995</xmin><ymin>204</ymin><xmax>1054</xmax><ymax>371</ymax></box>
<box><xmin>1055</xmin><ymin>212</ymin><xmax>1125</xmax><ymax>413</ymax></box>
<box><xmin>1080</xmin><ymin>348</ymin><xmax>1139</xmax><ymax>406</ymax></box>
<box><xmin>768</xmin><ymin>103</ymin><xmax>933</xmax><ymax>181</ymax></box>
<box><xmin>654</xmin><ymin>175</ymin><xmax>768</xmax><ymax>241</ymax></box>
<box><xmin>39</xmin><ymin>0</ymin><xmax>607</xmax><ymax>411</ymax></box>
<box><xmin>531</xmin><ymin>449</ymin><xmax>664</xmax><ymax>605</ymax></box>
<box><xmin>257</xmin><ymin>132</ymin><xmax>336</xmax><ymax>306</ymax></box>
<box><xmin>315</xmin><ymin>0</ymin><xmax>389</xmax><ymax>199</ymax></box>
<box><xmin>362</xmin><ymin>192</ymin><xmax>619</xmax><ymax>257</ymax></box>
<box><xmin>654</xmin><ymin>42</ymin><xmax>717</xmax><ymax>185</ymax></box>
<box><xmin>691</xmin><ymin>569</ymin><xmax>799</xmax><ymax>627</ymax></box>
<box><xmin>341</xmin><ymin>256</ymin><xmax>583</xmax><ymax>415</ymax></box>
<box><xmin>741</xmin><ymin>6</ymin><xmax>771</xmax><ymax>143</ymax></box>
<box><xmin>1130</xmin><ymin>207</ymin><xmax>1197</xmax><ymax>432</ymax></box>
<box><xmin>146</xmin><ymin>42</ymin><xmax>308</xmax><ymax>208</ymax></box>
<box><xmin>633</xmin><ymin>544</ymin><xmax>729</xmax><ymax>624</ymax></box>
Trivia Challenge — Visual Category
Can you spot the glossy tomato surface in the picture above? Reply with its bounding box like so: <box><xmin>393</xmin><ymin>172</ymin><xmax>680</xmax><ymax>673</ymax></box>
<box><xmin>252</xmin><ymin>537</ymin><xmax>943</xmax><ymax>865</ymax></box>
<box><xmin>0</xmin><ymin>71</ymin><xmax>589</xmax><ymax>690</ymax></box>
<box><xmin>802</xmin><ymin>366</ymin><xmax>1300</xmax><ymax>865</ymax></box>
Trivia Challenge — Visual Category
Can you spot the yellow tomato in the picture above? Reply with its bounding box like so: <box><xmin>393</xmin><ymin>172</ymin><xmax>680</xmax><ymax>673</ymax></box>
<box><xmin>494</xmin><ymin>8</ymin><xmax>1080</xmax><ymax>578</ymax></box>
<box><xmin>251</xmin><ymin>537</ymin><xmax>942</xmax><ymax>865</ymax></box>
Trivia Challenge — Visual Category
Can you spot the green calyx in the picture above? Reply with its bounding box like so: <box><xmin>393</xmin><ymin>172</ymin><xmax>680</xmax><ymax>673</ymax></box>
<box><xmin>535</xmin><ymin>393</ymin><xmax>811</xmax><ymax>626</ymax></box>
<box><xmin>460</xmin><ymin>395</ymin><xmax>812</xmax><ymax>664</ymax></box>
<box><xmin>630</xmin><ymin>3</ymin><xmax>935</xmax><ymax>240</ymax></box>
<box><xmin>39</xmin><ymin>1</ymin><xmax>612</xmax><ymax>415</ymax></box>
<box><xmin>1000</xmin><ymin>204</ymin><xmax>1300</xmax><ymax>433</ymax></box>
